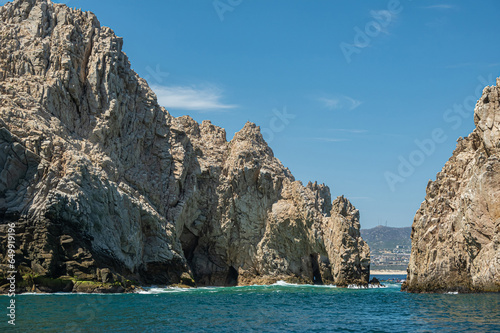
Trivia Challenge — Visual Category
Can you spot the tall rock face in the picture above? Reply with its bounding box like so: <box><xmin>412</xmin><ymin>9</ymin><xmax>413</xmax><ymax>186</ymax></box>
<box><xmin>405</xmin><ymin>78</ymin><xmax>500</xmax><ymax>293</ymax></box>
<box><xmin>0</xmin><ymin>0</ymin><xmax>369</xmax><ymax>292</ymax></box>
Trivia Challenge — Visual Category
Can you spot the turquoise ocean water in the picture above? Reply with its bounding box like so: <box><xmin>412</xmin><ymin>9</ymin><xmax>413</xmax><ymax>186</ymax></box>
<box><xmin>2</xmin><ymin>275</ymin><xmax>499</xmax><ymax>332</ymax></box>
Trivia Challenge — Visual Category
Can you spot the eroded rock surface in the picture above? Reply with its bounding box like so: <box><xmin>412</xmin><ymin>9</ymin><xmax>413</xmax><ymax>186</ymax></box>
<box><xmin>0</xmin><ymin>0</ymin><xmax>369</xmax><ymax>292</ymax></box>
<box><xmin>404</xmin><ymin>78</ymin><xmax>500</xmax><ymax>293</ymax></box>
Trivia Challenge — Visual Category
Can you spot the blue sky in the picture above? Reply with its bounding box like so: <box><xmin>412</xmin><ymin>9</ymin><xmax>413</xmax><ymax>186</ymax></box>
<box><xmin>36</xmin><ymin>0</ymin><xmax>500</xmax><ymax>228</ymax></box>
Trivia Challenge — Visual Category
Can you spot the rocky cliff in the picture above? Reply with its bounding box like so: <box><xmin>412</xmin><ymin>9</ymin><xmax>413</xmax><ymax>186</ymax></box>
<box><xmin>404</xmin><ymin>78</ymin><xmax>500</xmax><ymax>293</ymax></box>
<box><xmin>0</xmin><ymin>0</ymin><xmax>369</xmax><ymax>293</ymax></box>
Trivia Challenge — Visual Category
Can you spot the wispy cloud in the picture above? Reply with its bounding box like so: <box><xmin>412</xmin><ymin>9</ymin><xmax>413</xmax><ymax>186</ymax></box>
<box><xmin>318</xmin><ymin>96</ymin><xmax>362</xmax><ymax>111</ymax></box>
<box><xmin>310</xmin><ymin>137</ymin><xmax>350</xmax><ymax>142</ymax></box>
<box><xmin>150</xmin><ymin>84</ymin><xmax>237</xmax><ymax>111</ymax></box>
<box><xmin>377</xmin><ymin>132</ymin><xmax>409</xmax><ymax>139</ymax></box>
<box><xmin>422</xmin><ymin>4</ymin><xmax>455</xmax><ymax>9</ymax></box>
<box><xmin>329</xmin><ymin>129</ymin><xmax>368</xmax><ymax>134</ymax></box>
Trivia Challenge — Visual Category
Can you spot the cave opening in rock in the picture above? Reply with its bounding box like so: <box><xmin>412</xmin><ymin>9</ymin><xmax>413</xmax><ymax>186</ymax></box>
<box><xmin>180</xmin><ymin>226</ymin><xmax>199</xmax><ymax>262</ymax></box>
<box><xmin>225</xmin><ymin>266</ymin><xmax>239</xmax><ymax>286</ymax></box>
<box><xmin>310</xmin><ymin>254</ymin><xmax>323</xmax><ymax>285</ymax></box>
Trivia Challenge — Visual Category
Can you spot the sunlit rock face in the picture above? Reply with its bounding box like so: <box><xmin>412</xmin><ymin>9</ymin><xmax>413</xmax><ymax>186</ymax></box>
<box><xmin>405</xmin><ymin>78</ymin><xmax>500</xmax><ymax>293</ymax></box>
<box><xmin>0</xmin><ymin>0</ymin><xmax>369</xmax><ymax>292</ymax></box>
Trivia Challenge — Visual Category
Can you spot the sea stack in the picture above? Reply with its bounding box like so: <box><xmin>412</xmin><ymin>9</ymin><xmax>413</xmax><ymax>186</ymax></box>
<box><xmin>0</xmin><ymin>0</ymin><xmax>369</xmax><ymax>293</ymax></box>
<box><xmin>404</xmin><ymin>78</ymin><xmax>500</xmax><ymax>293</ymax></box>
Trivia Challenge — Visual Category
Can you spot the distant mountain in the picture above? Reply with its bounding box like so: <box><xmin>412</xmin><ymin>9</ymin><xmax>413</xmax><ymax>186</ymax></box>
<box><xmin>361</xmin><ymin>226</ymin><xmax>411</xmax><ymax>250</ymax></box>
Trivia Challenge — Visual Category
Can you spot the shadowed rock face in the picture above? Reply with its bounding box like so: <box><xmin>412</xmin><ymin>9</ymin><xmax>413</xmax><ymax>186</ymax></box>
<box><xmin>404</xmin><ymin>78</ymin><xmax>500</xmax><ymax>293</ymax></box>
<box><xmin>0</xmin><ymin>0</ymin><xmax>369</xmax><ymax>292</ymax></box>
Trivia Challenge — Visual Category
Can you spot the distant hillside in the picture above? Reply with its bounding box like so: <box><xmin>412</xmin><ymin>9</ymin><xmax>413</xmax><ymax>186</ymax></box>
<box><xmin>361</xmin><ymin>226</ymin><xmax>411</xmax><ymax>250</ymax></box>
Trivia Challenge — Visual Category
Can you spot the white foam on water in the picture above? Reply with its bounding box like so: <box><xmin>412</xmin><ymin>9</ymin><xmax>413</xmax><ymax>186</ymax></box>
<box><xmin>348</xmin><ymin>284</ymin><xmax>389</xmax><ymax>289</ymax></box>
<box><xmin>17</xmin><ymin>292</ymin><xmax>124</xmax><ymax>296</ymax></box>
<box><xmin>368</xmin><ymin>284</ymin><xmax>387</xmax><ymax>289</ymax></box>
<box><xmin>271</xmin><ymin>280</ymin><xmax>299</xmax><ymax>287</ymax></box>
<box><xmin>347</xmin><ymin>284</ymin><xmax>365</xmax><ymax>289</ymax></box>
<box><xmin>270</xmin><ymin>280</ymin><xmax>337</xmax><ymax>288</ymax></box>
<box><xmin>137</xmin><ymin>287</ymin><xmax>190</xmax><ymax>294</ymax></box>
<box><xmin>136</xmin><ymin>281</ymin><xmax>342</xmax><ymax>294</ymax></box>
<box><xmin>137</xmin><ymin>285</ymin><xmax>223</xmax><ymax>294</ymax></box>
<box><xmin>18</xmin><ymin>292</ymin><xmax>82</xmax><ymax>296</ymax></box>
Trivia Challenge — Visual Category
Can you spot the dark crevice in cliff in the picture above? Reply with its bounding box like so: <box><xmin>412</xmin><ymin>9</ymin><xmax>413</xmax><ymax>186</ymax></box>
<box><xmin>225</xmin><ymin>266</ymin><xmax>239</xmax><ymax>286</ymax></box>
<box><xmin>310</xmin><ymin>254</ymin><xmax>323</xmax><ymax>285</ymax></box>
<box><xmin>80</xmin><ymin>29</ymin><xmax>95</xmax><ymax>82</ymax></box>
<box><xmin>180</xmin><ymin>226</ymin><xmax>199</xmax><ymax>262</ymax></box>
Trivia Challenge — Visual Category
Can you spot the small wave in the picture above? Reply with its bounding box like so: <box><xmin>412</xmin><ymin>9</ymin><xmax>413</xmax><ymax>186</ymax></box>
<box><xmin>136</xmin><ymin>281</ymin><xmax>341</xmax><ymax>294</ymax></box>
<box><xmin>347</xmin><ymin>284</ymin><xmax>365</xmax><ymax>289</ymax></box>
<box><xmin>271</xmin><ymin>280</ymin><xmax>299</xmax><ymax>287</ymax></box>
<box><xmin>445</xmin><ymin>291</ymin><xmax>459</xmax><ymax>295</ymax></box>
<box><xmin>368</xmin><ymin>284</ymin><xmax>387</xmax><ymax>289</ymax></box>
<box><xmin>383</xmin><ymin>284</ymin><xmax>402</xmax><ymax>289</ymax></box>
<box><xmin>270</xmin><ymin>280</ymin><xmax>337</xmax><ymax>288</ymax></box>
<box><xmin>17</xmin><ymin>292</ymin><xmax>123</xmax><ymax>296</ymax></box>
<box><xmin>18</xmin><ymin>292</ymin><xmax>77</xmax><ymax>296</ymax></box>
<box><xmin>137</xmin><ymin>286</ymin><xmax>223</xmax><ymax>294</ymax></box>
<box><xmin>136</xmin><ymin>287</ymin><xmax>187</xmax><ymax>294</ymax></box>
<box><xmin>347</xmin><ymin>284</ymin><xmax>388</xmax><ymax>289</ymax></box>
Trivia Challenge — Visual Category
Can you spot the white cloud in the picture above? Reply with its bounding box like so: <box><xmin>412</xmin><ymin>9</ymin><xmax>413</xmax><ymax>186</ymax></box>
<box><xmin>150</xmin><ymin>84</ymin><xmax>237</xmax><ymax>111</ymax></box>
<box><xmin>318</xmin><ymin>96</ymin><xmax>362</xmax><ymax>111</ymax></box>
<box><xmin>320</xmin><ymin>98</ymin><xmax>340</xmax><ymax>109</ymax></box>
<box><xmin>329</xmin><ymin>129</ymin><xmax>368</xmax><ymax>134</ymax></box>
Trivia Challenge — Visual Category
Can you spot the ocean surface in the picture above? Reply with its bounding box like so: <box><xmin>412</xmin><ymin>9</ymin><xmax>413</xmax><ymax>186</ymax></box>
<box><xmin>2</xmin><ymin>275</ymin><xmax>499</xmax><ymax>332</ymax></box>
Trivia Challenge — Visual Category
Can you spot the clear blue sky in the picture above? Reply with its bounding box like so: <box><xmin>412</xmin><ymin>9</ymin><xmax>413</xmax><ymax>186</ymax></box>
<box><xmin>20</xmin><ymin>0</ymin><xmax>500</xmax><ymax>228</ymax></box>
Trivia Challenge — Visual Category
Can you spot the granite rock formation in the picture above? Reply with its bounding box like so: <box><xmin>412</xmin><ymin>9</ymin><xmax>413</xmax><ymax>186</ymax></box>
<box><xmin>404</xmin><ymin>78</ymin><xmax>500</xmax><ymax>293</ymax></box>
<box><xmin>0</xmin><ymin>0</ymin><xmax>369</xmax><ymax>292</ymax></box>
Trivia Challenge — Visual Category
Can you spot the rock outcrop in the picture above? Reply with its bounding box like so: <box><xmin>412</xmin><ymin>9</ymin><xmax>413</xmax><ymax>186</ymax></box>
<box><xmin>404</xmin><ymin>78</ymin><xmax>500</xmax><ymax>293</ymax></box>
<box><xmin>0</xmin><ymin>0</ymin><xmax>369</xmax><ymax>292</ymax></box>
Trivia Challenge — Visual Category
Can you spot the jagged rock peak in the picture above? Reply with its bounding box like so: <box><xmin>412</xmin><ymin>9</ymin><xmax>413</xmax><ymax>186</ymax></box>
<box><xmin>232</xmin><ymin>121</ymin><xmax>267</xmax><ymax>143</ymax></box>
<box><xmin>332</xmin><ymin>195</ymin><xmax>358</xmax><ymax>218</ymax></box>
<box><xmin>306</xmin><ymin>181</ymin><xmax>332</xmax><ymax>216</ymax></box>
<box><xmin>1</xmin><ymin>0</ymin><xmax>101</xmax><ymax>37</ymax></box>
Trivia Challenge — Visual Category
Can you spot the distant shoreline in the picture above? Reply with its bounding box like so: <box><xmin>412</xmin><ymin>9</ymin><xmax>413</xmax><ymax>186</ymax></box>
<box><xmin>371</xmin><ymin>270</ymin><xmax>407</xmax><ymax>275</ymax></box>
